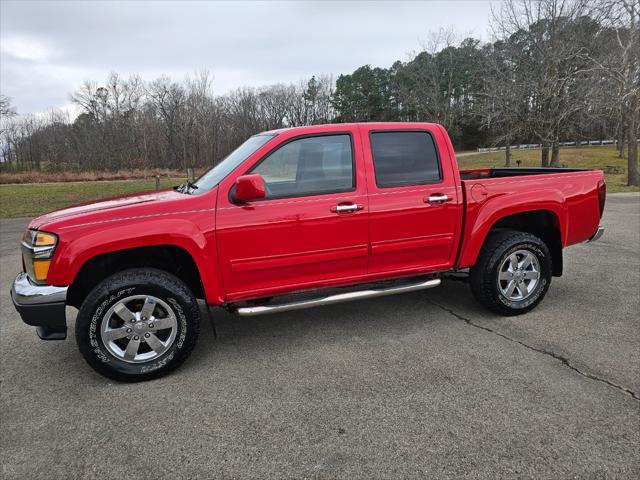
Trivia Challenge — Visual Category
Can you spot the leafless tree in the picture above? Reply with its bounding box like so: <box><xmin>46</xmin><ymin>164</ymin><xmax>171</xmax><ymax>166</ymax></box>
<box><xmin>491</xmin><ymin>0</ymin><xmax>599</xmax><ymax>166</ymax></box>
<box><xmin>0</xmin><ymin>94</ymin><xmax>17</xmax><ymax>137</ymax></box>
<box><xmin>588</xmin><ymin>0</ymin><xmax>639</xmax><ymax>185</ymax></box>
<box><xmin>0</xmin><ymin>5</ymin><xmax>629</xmax><ymax>179</ymax></box>
<box><xmin>0</xmin><ymin>94</ymin><xmax>17</xmax><ymax>118</ymax></box>
<box><xmin>480</xmin><ymin>39</ymin><xmax>530</xmax><ymax>166</ymax></box>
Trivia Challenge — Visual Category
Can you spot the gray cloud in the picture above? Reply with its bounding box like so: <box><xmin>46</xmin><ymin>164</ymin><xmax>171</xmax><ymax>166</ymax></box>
<box><xmin>1</xmin><ymin>0</ymin><xmax>494</xmax><ymax>114</ymax></box>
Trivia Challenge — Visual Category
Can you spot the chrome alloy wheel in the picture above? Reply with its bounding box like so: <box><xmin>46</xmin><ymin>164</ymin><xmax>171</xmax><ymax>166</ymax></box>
<box><xmin>100</xmin><ymin>295</ymin><xmax>178</xmax><ymax>363</ymax></box>
<box><xmin>497</xmin><ymin>249</ymin><xmax>541</xmax><ymax>301</ymax></box>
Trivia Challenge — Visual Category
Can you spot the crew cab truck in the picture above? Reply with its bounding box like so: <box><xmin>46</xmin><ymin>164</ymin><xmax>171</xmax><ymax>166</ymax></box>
<box><xmin>10</xmin><ymin>123</ymin><xmax>606</xmax><ymax>381</ymax></box>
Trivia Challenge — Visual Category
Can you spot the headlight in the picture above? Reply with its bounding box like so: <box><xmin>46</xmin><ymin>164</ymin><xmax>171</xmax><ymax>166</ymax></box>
<box><xmin>21</xmin><ymin>229</ymin><xmax>58</xmax><ymax>284</ymax></box>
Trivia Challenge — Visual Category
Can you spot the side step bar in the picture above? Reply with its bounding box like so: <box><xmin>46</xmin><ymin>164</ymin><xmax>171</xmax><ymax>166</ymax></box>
<box><xmin>233</xmin><ymin>278</ymin><xmax>441</xmax><ymax>317</ymax></box>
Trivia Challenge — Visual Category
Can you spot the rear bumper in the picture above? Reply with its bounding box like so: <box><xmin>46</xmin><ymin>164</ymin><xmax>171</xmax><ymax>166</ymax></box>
<box><xmin>10</xmin><ymin>272</ymin><xmax>68</xmax><ymax>340</ymax></box>
<box><xmin>587</xmin><ymin>225</ymin><xmax>605</xmax><ymax>243</ymax></box>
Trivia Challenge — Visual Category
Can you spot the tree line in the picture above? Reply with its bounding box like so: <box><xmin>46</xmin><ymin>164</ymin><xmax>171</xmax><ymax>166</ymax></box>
<box><xmin>0</xmin><ymin>0</ymin><xmax>638</xmax><ymax>185</ymax></box>
<box><xmin>0</xmin><ymin>72</ymin><xmax>334</xmax><ymax>174</ymax></box>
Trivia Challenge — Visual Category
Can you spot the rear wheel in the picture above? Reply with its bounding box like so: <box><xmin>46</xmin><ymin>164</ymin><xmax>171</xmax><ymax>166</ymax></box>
<box><xmin>470</xmin><ymin>230</ymin><xmax>552</xmax><ymax>316</ymax></box>
<box><xmin>75</xmin><ymin>268</ymin><xmax>200</xmax><ymax>382</ymax></box>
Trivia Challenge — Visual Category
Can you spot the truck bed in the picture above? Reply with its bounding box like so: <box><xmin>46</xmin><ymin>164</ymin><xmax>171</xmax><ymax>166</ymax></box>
<box><xmin>455</xmin><ymin>167</ymin><xmax>605</xmax><ymax>269</ymax></box>
<box><xmin>459</xmin><ymin>167</ymin><xmax>589</xmax><ymax>181</ymax></box>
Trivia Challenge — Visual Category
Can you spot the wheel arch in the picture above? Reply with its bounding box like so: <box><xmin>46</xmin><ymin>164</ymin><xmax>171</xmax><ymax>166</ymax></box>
<box><xmin>461</xmin><ymin>207</ymin><xmax>565</xmax><ymax>277</ymax></box>
<box><xmin>67</xmin><ymin>245</ymin><xmax>206</xmax><ymax>308</ymax></box>
<box><xmin>47</xmin><ymin>218</ymin><xmax>224</xmax><ymax>307</ymax></box>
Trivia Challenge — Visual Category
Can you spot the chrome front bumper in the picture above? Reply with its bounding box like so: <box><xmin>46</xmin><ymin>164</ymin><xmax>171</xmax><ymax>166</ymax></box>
<box><xmin>10</xmin><ymin>272</ymin><xmax>68</xmax><ymax>340</ymax></box>
<box><xmin>587</xmin><ymin>225</ymin><xmax>605</xmax><ymax>243</ymax></box>
<box><xmin>11</xmin><ymin>272</ymin><xmax>68</xmax><ymax>305</ymax></box>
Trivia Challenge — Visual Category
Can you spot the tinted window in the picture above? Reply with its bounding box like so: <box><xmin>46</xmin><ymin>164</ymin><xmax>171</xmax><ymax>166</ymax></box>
<box><xmin>370</xmin><ymin>131</ymin><xmax>441</xmax><ymax>188</ymax></box>
<box><xmin>251</xmin><ymin>134</ymin><xmax>353</xmax><ymax>198</ymax></box>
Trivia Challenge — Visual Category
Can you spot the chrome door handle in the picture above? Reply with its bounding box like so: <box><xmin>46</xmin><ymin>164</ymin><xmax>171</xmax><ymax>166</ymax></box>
<box><xmin>425</xmin><ymin>194</ymin><xmax>449</xmax><ymax>204</ymax></box>
<box><xmin>331</xmin><ymin>203</ymin><xmax>363</xmax><ymax>213</ymax></box>
<box><xmin>336</xmin><ymin>204</ymin><xmax>358</xmax><ymax>212</ymax></box>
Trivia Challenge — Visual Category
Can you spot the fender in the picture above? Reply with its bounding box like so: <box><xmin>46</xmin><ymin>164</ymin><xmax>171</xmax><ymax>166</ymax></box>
<box><xmin>457</xmin><ymin>188</ymin><xmax>567</xmax><ymax>269</ymax></box>
<box><xmin>46</xmin><ymin>216</ymin><xmax>225</xmax><ymax>305</ymax></box>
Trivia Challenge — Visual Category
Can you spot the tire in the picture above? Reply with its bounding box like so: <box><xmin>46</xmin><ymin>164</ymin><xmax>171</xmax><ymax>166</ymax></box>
<box><xmin>75</xmin><ymin>268</ymin><xmax>200</xmax><ymax>382</ymax></box>
<box><xmin>470</xmin><ymin>230</ymin><xmax>552</xmax><ymax>316</ymax></box>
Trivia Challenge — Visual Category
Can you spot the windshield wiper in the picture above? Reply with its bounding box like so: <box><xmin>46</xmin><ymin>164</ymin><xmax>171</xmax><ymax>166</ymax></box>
<box><xmin>174</xmin><ymin>180</ymin><xmax>199</xmax><ymax>194</ymax></box>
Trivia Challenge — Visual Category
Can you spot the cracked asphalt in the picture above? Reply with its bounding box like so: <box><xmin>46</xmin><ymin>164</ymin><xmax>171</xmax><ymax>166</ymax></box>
<box><xmin>1</xmin><ymin>193</ymin><xmax>638</xmax><ymax>479</ymax></box>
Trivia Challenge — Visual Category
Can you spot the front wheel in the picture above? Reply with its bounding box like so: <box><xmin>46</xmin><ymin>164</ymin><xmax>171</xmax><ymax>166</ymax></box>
<box><xmin>75</xmin><ymin>268</ymin><xmax>200</xmax><ymax>382</ymax></box>
<box><xmin>470</xmin><ymin>230</ymin><xmax>552</xmax><ymax>316</ymax></box>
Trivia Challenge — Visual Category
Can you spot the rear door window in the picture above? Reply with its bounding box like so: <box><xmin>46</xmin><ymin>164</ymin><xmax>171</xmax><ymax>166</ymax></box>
<box><xmin>370</xmin><ymin>131</ymin><xmax>441</xmax><ymax>188</ymax></box>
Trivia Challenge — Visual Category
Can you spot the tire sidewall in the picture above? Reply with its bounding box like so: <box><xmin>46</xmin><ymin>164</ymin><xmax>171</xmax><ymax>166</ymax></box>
<box><xmin>494</xmin><ymin>240</ymin><xmax>551</xmax><ymax>311</ymax></box>
<box><xmin>77</xmin><ymin>272</ymin><xmax>197</xmax><ymax>380</ymax></box>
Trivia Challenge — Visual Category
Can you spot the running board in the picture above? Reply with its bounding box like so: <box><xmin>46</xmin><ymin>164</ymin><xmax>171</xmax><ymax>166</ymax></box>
<box><xmin>233</xmin><ymin>278</ymin><xmax>441</xmax><ymax>317</ymax></box>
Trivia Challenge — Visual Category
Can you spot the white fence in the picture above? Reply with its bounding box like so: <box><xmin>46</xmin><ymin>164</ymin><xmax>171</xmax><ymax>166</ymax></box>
<box><xmin>476</xmin><ymin>139</ymin><xmax>634</xmax><ymax>153</ymax></box>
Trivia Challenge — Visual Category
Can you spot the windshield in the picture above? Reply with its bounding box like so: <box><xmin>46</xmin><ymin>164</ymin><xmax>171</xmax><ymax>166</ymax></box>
<box><xmin>191</xmin><ymin>133</ymin><xmax>276</xmax><ymax>193</ymax></box>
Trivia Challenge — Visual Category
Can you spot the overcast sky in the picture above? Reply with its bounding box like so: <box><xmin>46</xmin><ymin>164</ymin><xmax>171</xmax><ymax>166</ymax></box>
<box><xmin>1</xmin><ymin>0</ymin><xmax>495</xmax><ymax>116</ymax></box>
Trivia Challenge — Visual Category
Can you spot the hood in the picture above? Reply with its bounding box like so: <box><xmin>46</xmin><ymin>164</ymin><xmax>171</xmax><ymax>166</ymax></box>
<box><xmin>29</xmin><ymin>189</ymin><xmax>188</xmax><ymax>230</ymax></box>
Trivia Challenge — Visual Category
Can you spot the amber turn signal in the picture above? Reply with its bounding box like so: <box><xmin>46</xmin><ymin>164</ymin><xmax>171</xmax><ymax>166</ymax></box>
<box><xmin>34</xmin><ymin>232</ymin><xmax>57</xmax><ymax>247</ymax></box>
<box><xmin>32</xmin><ymin>260</ymin><xmax>51</xmax><ymax>282</ymax></box>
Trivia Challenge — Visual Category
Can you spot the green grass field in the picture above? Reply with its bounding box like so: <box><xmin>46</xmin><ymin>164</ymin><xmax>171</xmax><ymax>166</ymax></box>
<box><xmin>0</xmin><ymin>178</ymin><xmax>183</xmax><ymax>218</ymax></box>
<box><xmin>458</xmin><ymin>145</ymin><xmax>638</xmax><ymax>193</ymax></box>
<box><xmin>0</xmin><ymin>145</ymin><xmax>637</xmax><ymax>218</ymax></box>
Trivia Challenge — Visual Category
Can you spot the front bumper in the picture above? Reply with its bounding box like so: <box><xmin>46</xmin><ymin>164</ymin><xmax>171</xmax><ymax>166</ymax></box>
<box><xmin>587</xmin><ymin>225</ymin><xmax>605</xmax><ymax>243</ymax></box>
<box><xmin>10</xmin><ymin>272</ymin><xmax>68</xmax><ymax>340</ymax></box>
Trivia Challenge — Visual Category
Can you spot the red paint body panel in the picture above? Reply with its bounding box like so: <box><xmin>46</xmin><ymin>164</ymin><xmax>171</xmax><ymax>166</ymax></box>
<box><xmin>456</xmin><ymin>170</ymin><xmax>604</xmax><ymax>268</ymax></box>
<box><xmin>215</xmin><ymin>124</ymin><xmax>370</xmax><ymax>295</ymax></box>
<box><xmin>22</xmin><ymin>122</ymin><xmax>605</xmax><ymax>306</ymax></box>
<box><xmin>359</xmin><ymin>124</ymin><xmax>462</xmax><ymax>274</ymax></box>
<box><xmin>35</xmin><ymin>188</ymin><xmax>225</xmax><ymax>305</ymax></box>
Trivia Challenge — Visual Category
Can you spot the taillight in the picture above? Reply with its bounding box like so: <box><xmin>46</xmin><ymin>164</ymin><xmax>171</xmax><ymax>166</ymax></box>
<box><xmin>597</xmin><ymin>179</ymin><xmax>606</xmax><ymax>218</ymax></box>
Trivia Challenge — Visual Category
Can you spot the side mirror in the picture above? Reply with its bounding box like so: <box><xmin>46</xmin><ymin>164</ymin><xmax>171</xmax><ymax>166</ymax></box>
<box><xmin>234</xmin><ymin>174</ymin><xmax>266</xmax><ymax>203</ymax></box>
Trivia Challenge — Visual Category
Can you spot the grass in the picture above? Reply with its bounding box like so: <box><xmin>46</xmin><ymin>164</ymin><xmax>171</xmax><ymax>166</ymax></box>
<box><xmin>0</xmin><ymin>178</ymin><xmax>183</xmax><ymax>218</ymax></box>
<box><xmin>0</xmin><ymin>168</ymin><xmax>197</xmax><ymax>184</ymax></box>
<box><xmin>458</xmin><ymin>145</ymin><xmax>639</xmax><ymax>193</ymax></box>
<box><xmin>0</xmin><ymin>145</ymin><xmax>636</xmax><ymax>219</ymax></box>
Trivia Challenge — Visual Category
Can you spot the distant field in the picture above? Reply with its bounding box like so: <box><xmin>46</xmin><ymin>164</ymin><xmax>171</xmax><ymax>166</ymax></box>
<box><xmin>0</xmin><ymin>145</ymin><xmax>637</xmax><ymax>218</ymax></box>
<box><xmin>0</xmin><ymin>168</ymin><xmax>192</xmax><ymax>185</ymax></box>
<box><xmin>0</xmin><ymin>178</ymin><xmax>183</xmax><ymax>218</ymax></box>
<box><xmin>458</xmin><ymin>145</ymin><xmax>638</xmax><ymax>193</ymax></box>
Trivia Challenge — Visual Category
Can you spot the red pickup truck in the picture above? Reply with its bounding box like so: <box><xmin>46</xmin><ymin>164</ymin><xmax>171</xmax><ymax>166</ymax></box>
<box><xmin>11</xmin><ymin>123</ymin><xmax>606</xmax><ymax>381</ymax></box>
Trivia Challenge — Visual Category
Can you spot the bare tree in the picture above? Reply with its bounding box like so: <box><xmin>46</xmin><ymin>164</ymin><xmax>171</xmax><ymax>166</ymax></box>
<box><xmin>0</xmin><ymin>94</ymin><xmax>18</xmax><ymax>137</ymax></box>
<box><xmin>480</xmin><ymin>40</ymin><xmax>530</xmax><ymax>166</ymax></box>
<box><xmin>589</xmin><ymin>0</ymin><xmax>639</xmax><ymax>186</ymax></box>
<box><xmin>289</xmin><ymin>75</ymin><xmax>335</xmax><ymax>126</ymax></box>
<box><xmin>0</xmin><ymin>94</ymin><xmax>17</xmax><ymax>118</ymax></box>
<box><xmin>0</xmin><ymin>12</ymin><xmax>628</xmax><ymax>179</ymax></box>
<box><xmin>491</xmin><ymin>0</ymin><xmax>598</xmax><ymax>166</ymax></box>
<box><xmin>396</xmin><ymin>28</ymin><xmax>462</xmax><ymax>131</ymax></box>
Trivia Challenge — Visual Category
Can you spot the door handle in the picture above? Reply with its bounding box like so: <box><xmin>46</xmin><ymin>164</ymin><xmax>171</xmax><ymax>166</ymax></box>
<box><xmin>331</xmin><ymin>203</ymin><xmax>363</xmax><ymax>213</ymax></box>
<box><xmin>425</xmin><ymin>194</ymin><xmax>450</xmax><ymax>205</ymax></box>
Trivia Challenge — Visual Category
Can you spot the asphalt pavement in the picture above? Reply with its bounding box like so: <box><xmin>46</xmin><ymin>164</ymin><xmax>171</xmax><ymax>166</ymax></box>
<box><xmin>1</xmin><ymin>193</ymin><xmax>638</xmax><ymax>479</ymax></box>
